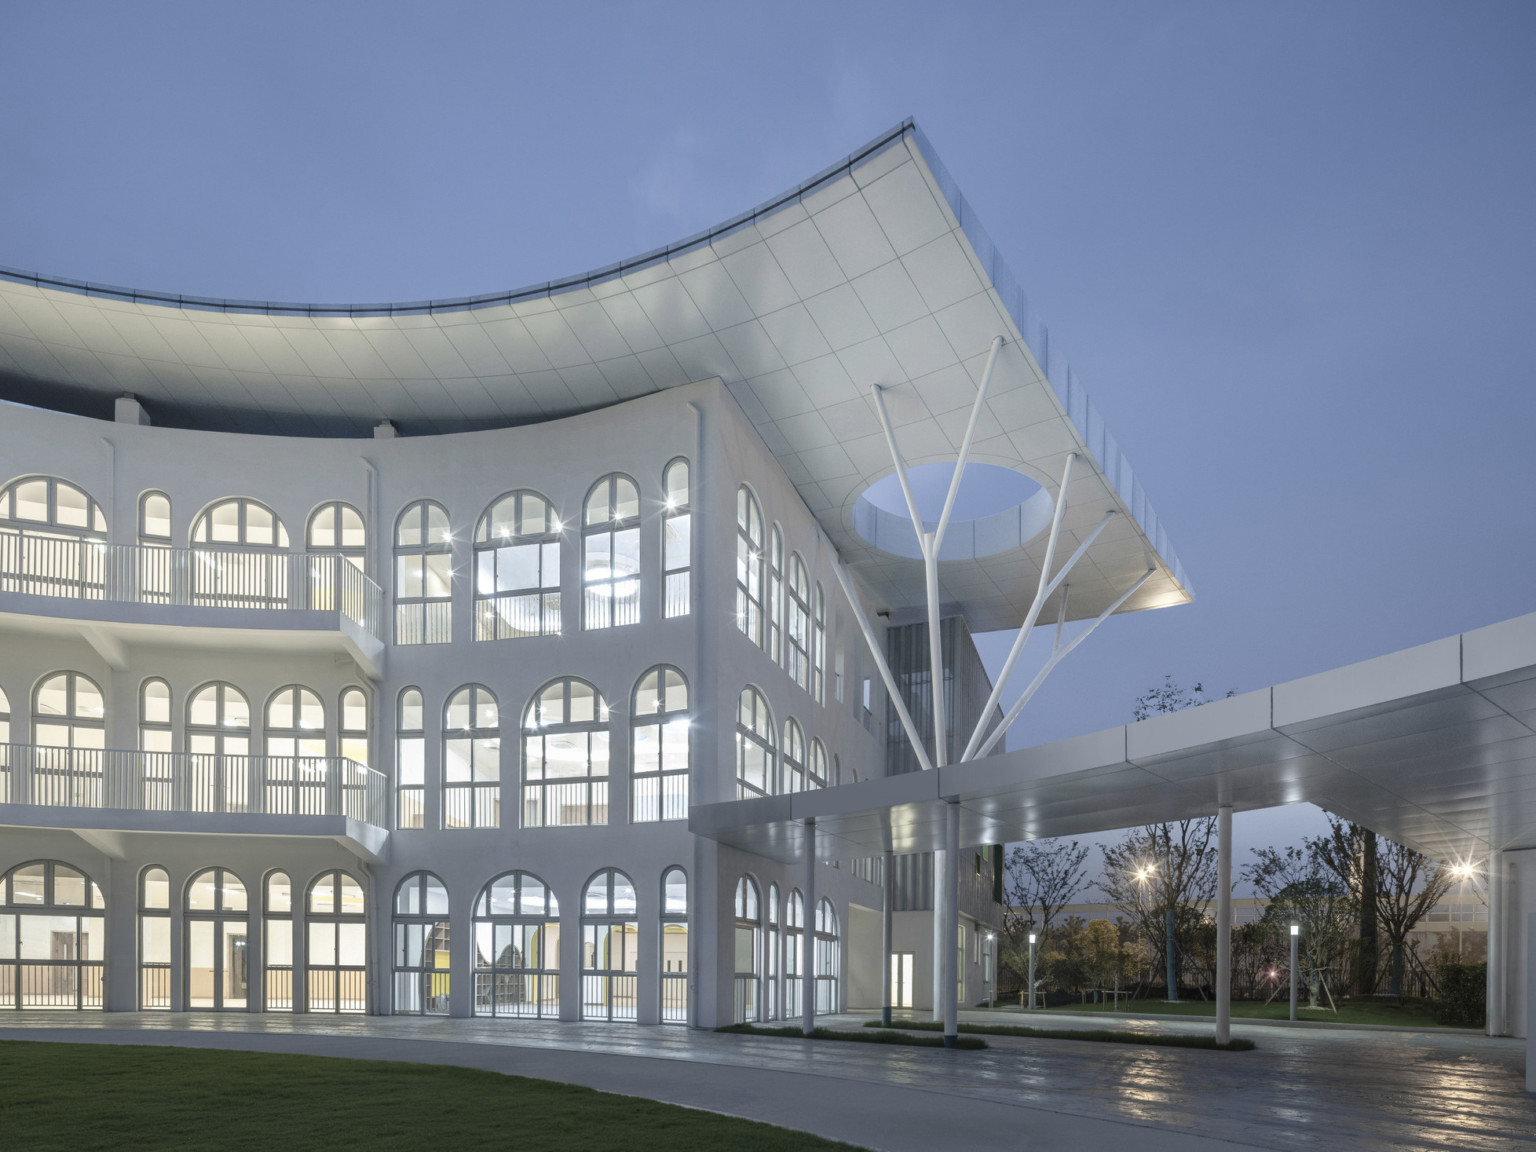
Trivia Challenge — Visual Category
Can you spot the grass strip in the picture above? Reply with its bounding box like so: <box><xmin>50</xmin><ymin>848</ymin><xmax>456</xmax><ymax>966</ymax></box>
<box><xmin>864</xmin><ymin>1019</ymin><xmax>1255</xmax><ymax>1051</ymax></box>
<box><xmin>717</xmin><ymin>1023</ymin><xmax>987</xmax><ymax>1049</ymax></box>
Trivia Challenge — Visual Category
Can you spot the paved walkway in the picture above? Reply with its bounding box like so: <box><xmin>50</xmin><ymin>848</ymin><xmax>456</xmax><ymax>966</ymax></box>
<box><xmin>0</xmin><ymin>1009</ymin><xmax>1530</xmax><ymax>1151</ymax></box>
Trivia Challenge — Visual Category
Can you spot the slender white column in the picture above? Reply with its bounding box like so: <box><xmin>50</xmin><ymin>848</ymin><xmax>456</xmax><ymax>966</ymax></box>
<box><xmin>882</xmin><ymin>849</ymin><xmax>895</xmax><ymax>1027</ymax></box>
<box><xmin>931</xmin><ymin>851</ymin><xmax>946</xmax><ymax>1021</ymax></box>
<box><xmin>1216</xmin><ymin>803</ymin><xmax>1233</xmax><ymax>1046</ymax></box>
<box><xmin>802</xmin><ymin>820</ymin><xmax>817</xmax><ymax>1037</ymax></box>
<box><xmin>1487</xmin><ymin>850</ymin><xmax>1506</xmax><ymax>1036</ymax></box>
<box><xmin>942</xmin><ymin>799</ymin><xmax>960</xmax><ymax>1045</ymax></box>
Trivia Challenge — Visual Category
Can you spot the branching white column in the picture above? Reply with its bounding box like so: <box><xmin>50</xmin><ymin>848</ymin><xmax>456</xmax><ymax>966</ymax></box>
<box><xmin>1216</xmin><ymin>804</ymin><xmax>1233</xmax><ymax>1046</ymax></box>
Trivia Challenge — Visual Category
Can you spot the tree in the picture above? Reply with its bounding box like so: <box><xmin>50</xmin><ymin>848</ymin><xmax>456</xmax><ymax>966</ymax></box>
<box><xmin>1309</xmin><ymin>817</ymin><xmax>1380</xmax><ymax>994</ymax></box>
<box><xmin>1376</xmin><ymin>838</ymin><xmax>1451</xmax><ymax>996</ymax></box>
<box><xmin>1244</xmin><ymin>845</ymin><xmax>1354</xmax><ymax>1007</ymax></box>
<box><xmin>1101</xmin><ymin>819</ymin><xmax>1218</xmax><ymax>995</ymax></box>
<box><xmin>1000</xmin><ymin>839</ymin><xmax>1090</xmax><ymax>993</ymax></box>
<box><xmin>1132</xmin><ymin>675</ymin><xmax>1233</xmax><ymax>722</ymax></box>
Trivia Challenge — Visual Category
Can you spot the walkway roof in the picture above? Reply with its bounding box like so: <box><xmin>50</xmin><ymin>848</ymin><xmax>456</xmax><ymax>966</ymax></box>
<box><xmin>0</xmin><ymin>121</ymin><xmax>1188</xmax><ymax>632</ymax></box>
<box><xmin>691</xmin><ymin>611</ymin><xmax>1536</xmax><ymax>866</ymax></box>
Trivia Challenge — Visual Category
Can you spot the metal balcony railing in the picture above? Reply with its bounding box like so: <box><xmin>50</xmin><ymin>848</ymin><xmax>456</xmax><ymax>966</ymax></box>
<box><xmin>0</xmin><ymin>743</ymin><xmax>388</xmax><ymax>829</ymax></box>
<box><xmin>0</xmin><ymin>532</ymin><xmax>383</xmax><ymax>640</ymax></box>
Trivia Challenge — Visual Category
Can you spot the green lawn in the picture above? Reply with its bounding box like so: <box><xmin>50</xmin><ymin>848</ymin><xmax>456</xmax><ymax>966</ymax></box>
<box><xmin>1039</xmin><ymin>996</ymin><xmax>1446</xmax><ymax>1029</ymax></box>
<box><xmin>0</xmin><ymin>1040</ymin><xmax>865</xmax><ymax>1152</ymax></box>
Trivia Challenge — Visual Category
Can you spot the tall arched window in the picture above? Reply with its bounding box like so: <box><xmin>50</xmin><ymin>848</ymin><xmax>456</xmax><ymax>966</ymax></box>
<box><xmin>0</xmin><ymin>687</ymin><xmax>8</xmax><ymax>800</ymax></box>
<box><xmin>735</xmin><ymin>487</ymin><xmax>765</xmax><ymax>648</ymax></box>
<box><xmin>264</xmin><ymin>871</ymin><xmax>293</xmax><ymax>1011</ymax></box>
<box><xmin>661</xmin><ymin>459</ymin><xmax>690</xmax><ymax>618</ymax></box>
<box><xmin>0</xmin><ymin>476</ymin><xmax>107</xmax><ymax>599</ymax></box>
<box><xmin>339</xmin><ymin>687</ymin><xmax>369</xmax><ymax>766</ymax></box>
<box><xmin>32</xmin><ymin>671</ymin><xmax>105</xmax><ymax>806</ymax></box>
<box><xmin>185</xmin><ymin>868</ymin><xmax>248</xmax><ymax>1011</ymax></box>
<box><xmin>787</xmin><ymin>554</ymin><xmax>811</xmax><ymax>692</ymax></box>
<box><xmin>0</xmin><ymin>860</ymin><xmax>104</xmax><ymax>1009</ymax></box>
<box><xmin>732</xmin><ymin>876</ymin><xmax>760</xmax><ymax>1023</ymax></box>
<box><xmin>660</xmin><ymin>867</ymin><xmax>688</xmax><ymax>1024</ymax></box>
<box><xmin>138</xmin><ymin>866</ymin><xmax>171</xmax><ymax>1010</ymax></box>
<box><xmin>735</xmin><ymin>687</ymin><xmax>775</xmax><ymax>800</ymax></box>
<box><xmin>307</xmin><ymin>870</ymin><xmax>366</xmax><ymax>1013</ymax></box>
<box><xmin>815</xmin><ymin>898</ymin><xmax>840</xmax><ymax>1014</ymax></box>
<box><xmin>765</xmin><ymin>883</ymin><xmax>781</xmax><ymax>1021</ymax></box>
<box><xmin>581</xmin><ymin>869</ymin><xmax>638</xmax><ymax>1022</ymax></box>
<box><xmin>474</xmin><ymin>490</ymin><xmax>561</xmax><ymax>640</ymax></box>
<box><xmin>443</xmin><ymin>685</ymin><xmax>499</xmax><ymax>829</ymax></box>
<box><xmin>394</xmin><ymin>500</ymin><xmax>452</xmax><ymax>645</ymax></box>
<box><xmin>187</xmin><ymin>682</ymin><xmax>249</xmax><ymax>812</ymax></box>
<box><xmin>393</xmin><ymin>872</ymin><xmax>450</xmax><ymax>1016</ymax></box>
<box><xmin>474</xmin><ymin>871</ymin><xmax>560</xmax><ymax>1018</ymax></box>
<box><xmin>137</xmin><ymin>491</ymin><xmax>173</xmax><ymax>600</ymax></box>
<box><xmin>138</xmin><ymin>490</ymin><xmax>171</xmax><ymax>544</ymax></box>
<box><xmin>784</xmin><ymin>889</ymin><xmax>804</xmax><ymax>1020</ymax></box>
<box><xmin>813</xmin><ymin>583</ymin><xmax>827</xmax><ymax>704</ymax></box>
<box><xmin>768</xmin><ymin>525</ymin><xmax>784</xmax><ymax>664</ymax></box>
<box><xmin>781</xmin><ymin>718</ymin><xmax>806</xmax><ymax>794</ymax></box>
<box><xmin>139</xmin><ymin>678</ymin><xmax>171</xmax><ymax>752</ymax></box>
<box><xmin>522</xmin><ymin>677</ymin><xmax>608</xmax><ymax>828</ymax></box>
<box><xmin>189</xmin><ymin>498</ymin><xmax>289</xmax><ymax>610</ymax></box>
<box><xmin>809</xmin><ymin>738</ymin><xmax>829</xmax><ymax>790</ymax></box>
<box><xmin>307</xmin><ymin>502</ymin><xmax>366</xmax><ymax>568</ymax></box>
<box><xmin>264</xmin><ymin>685</ymin><xmax>324</xmax><ymax>816</ymax></box>
<box><xmin>396</xmin><ymin>688</ymin><xmax>424</xmax><ymax>829</ymax></box>
<box><xmin>583</xmin><ymin>474</ymin><xmax>640</xmax><ymax>630</ymax></box>
<box><xmin>631</xmin><ymin>667</ymin><xmax>688</xmax><ymax>823</ymax></box>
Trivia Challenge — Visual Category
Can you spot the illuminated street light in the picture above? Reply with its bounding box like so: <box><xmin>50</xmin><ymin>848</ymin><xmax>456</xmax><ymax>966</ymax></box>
<box><xmin>1289</xmin><ymin>923</ymin><xmax>1300</xmax><ymax>1022</ymax></box>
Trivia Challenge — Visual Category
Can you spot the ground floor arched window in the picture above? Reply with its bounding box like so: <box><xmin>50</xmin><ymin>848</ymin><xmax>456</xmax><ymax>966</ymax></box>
<box><xmin>783</xmin><ymin>889</ymin><xmax>803</xmax><ymax>1020</ymax></box>
<box><xmin>184</xmin><ymin>867</ymin><xmax>249</xmax><ymax>1010</ymax></box>
<box><xmin>581</xmin><ymin>869</ymin><xmax>637</xmax><ymax>1022</ymax></box>
<box><xmin>264</xmin><ymin>871</ymin><xmax>293</xmax><ymax>1011</ymax></box>
<box><xmin>474</xmin><ymin>871</ymin><xmax>561</xmax><ymax>1018</ymax></box>
<box><xmin>307</xmin><ymin>870</ymin><xmax>366</xmax><ymax>1013</ymax></box>
<box><xmin>764</xmin><ymin>883</ymin><xmax>781</xmax><ymax>1021</ymax></box>
<box><xmin>660</xmin><ymin>867</ymin><xmax>687</xmax><ymax>1024</ymax></box>
<box><xmin>0</xmin><ymin>860</ymin><xmax>104</xmax><ymax>1010</ymax></box>
<box><xmin>732</xmin><ymin>876</ymin><xmax>760</xmax><ymax>1023</ymax></box>
<box><xmin>814</xmin><ymin>898</ymin><xmax>839</xmax><ymax>1015</ymax></box>
<box><xmin>138</xmin><ymin>866</ymin><xmax>171</xmax><ymax>1009</ymax></box>
<box><xmin>393</xmin><ymin>872</ymin><xmax>450</xmax><ymax>1016</ymax></box>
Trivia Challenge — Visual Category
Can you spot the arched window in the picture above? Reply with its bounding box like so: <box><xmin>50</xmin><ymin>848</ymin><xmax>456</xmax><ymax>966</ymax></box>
<box><xmin>813</xmin><ymin>583</ymin><xmax>827</xmax><ymax>704</ymax></box>
<box><xmin>32</xmin><ymin>671</ymin><xmax>105</xmax><ymax>806</ymax></box>
<box><xmin>189</xmin><ymin>498</ymin><xmax>290</xmax><ymax>610</ymax></box>
<box><xmin>0</xmin><ymin>860</ymin><xmax>104</xmax><ymax>1009</ymax></box>
<box><xmin>735</xmin><ymin>688</ymin><xmax>775</xmax><ymax>800</ymax></box>
<box><xmin>264</xmin><ymin>686</ymin><xmax>323</xmax><ymax>816</ymax></box>
<box><xmin>138</xmin><ymin>866</ymin><xmax>171</xmax><ymax>1010</ymax></box>
<box><xmin>339</xmin><ymin>687</ymin><xmax>369</xmax><ymax>767</ymax></box>
<box><xmin>781</xmin><ymin>718</ymin><xmax>806</xmax><ymax>795</ymax></box>
<box><xmin>184</xmin><ymin>868</ymin><xmax>249</xmax><ymax>1011</ymax></box>
<box><xmin>139</xmin><ymin>679</ymin><xmax>172</xmax><ymax>810</ymax></box>
<box><xmin>264</xmin><ymin>871</ymin><xmax>293</xmax><ymax>1011</ymax></box>
<box><xmin>765</xmin><ymin>883</ymin><xmax>781</xmax><ymax>1021</ymax></box>
<box><xmin>0</xmin><ymin>684</ymin><xmax>9</xmax><ymax>746</ymax></box>
<box><xmin>138</xmin><ymin>491</ymin><xmax>171</xmax><ymax>544</ymax></box>
<box><xmin>394</xmin><ymin>500</ymin><xmax>452</xmax><ymax>645</ymax></box>
<box><xmin>474</xmin><ymin>490</ymin><xmax>561</xmax><ymax>640</ymax></box>
<box><xmin>581</xmin><ymin>869</ymin><xmax>638</xmax><ymax>1022</ymax></box>
<box><xmin>784</xmin><ymin>889</ymin><xmax>804</xmax><ymax>1020</ymax></box>
<box><xmin>732</xmin><ymin>876</ymin><xmax>760</xmax><ymax>1023</ymax></box>
<box><xmin>631</xmin><ymin>667</ymin><xmax>688</xmax><ymax>822</ymax></box>
<box><xmin>191</xmin><ymin>497</ymin><xmax>288</xmax><ymax>548</ymax></box>
<box><xmin>815</xmin><ymin>898</ymin><xmax>840</xmax><ymax>1014</ymax></box>
<box><xmin>396</xmin><ymin>688</ymin><xmax>424</xmax><ymax>829</ymax></box>
<box><xmin>473</xmin><ymin>871</ymin><xmax>560</xmax><ymax>1018</ymax></box>
<box><xmin>522</xmin><ymin>678</ymin><xmax>608</xmax><ymax>828</ymax></box>
<box><xmin>307</xmin><ymin>502</ymin><xmax>365</xmax><ymax>568</ymax></box>
<box><xmin>307</xmin><ymin>870</ymin><xmax>366</xmax><ymax>1013</ymax></box>
<box><xmin>582</xmin><ymin>474</ymin><xmax>640</xmax><ymax>630</ymax></box>
<box><xmin>809</xmin><ymin>738</ymin><xmax>829</xmax><ymax>790</ymax></box>
<box><xmin>735</xmin><ymin>487</ymin><xmax>765</xmax><ymax>648</ymax></box>
<box><xmin>393</xmin><ymin>872</ymin><xmax>450</xmax><ymax>1016</ymax></box>
<box><xmin>660</xmin><ymin>867</ymin><xmax>688</xmax><ymax>1024</ymax></box>
<box><xmin>787</xmin><ymin>554</ymin><xmax>811</xmax><ymax>692</ymax></box>
<box><xmin>661</xmin><ymin>459</ymin><xmax>690</xmax><ymax>618</ymax></box>
<box><xmin>186</xmin><ymin>683</ymin><xmax>250</xmax><ymax>812</ymax></box>
<box><xmin>0</xmin><ymin>476</ymin><xmax>107</xmax><ymax>599</ymax></box>
<box><xmin>443</xmin><ymin>686</ymin><xmax>499</xmax><ymax>829</ymax></box>
<box><xmin>768</xmin><ymin>525</ymin><xmax>783</xmax><ymax>664</ymax></box>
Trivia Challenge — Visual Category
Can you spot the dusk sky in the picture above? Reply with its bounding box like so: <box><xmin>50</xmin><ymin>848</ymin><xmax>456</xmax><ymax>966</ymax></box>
<box><xmin>4</xmin><ymin>3</ymin><xmax>1532</xmax><ymax>890</ymax></box>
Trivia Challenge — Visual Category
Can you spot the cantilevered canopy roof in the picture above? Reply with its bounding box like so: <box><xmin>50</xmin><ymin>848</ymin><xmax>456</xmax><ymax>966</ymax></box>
<box><xmin>692</xmin><ymin>611</ymin><xmax>1536</xmax><ymax>866</ymax></box>
<box><xmin>0</xmin><ymin>120</ymin><xmax>1190</xmax><ymax>631</ymax></box>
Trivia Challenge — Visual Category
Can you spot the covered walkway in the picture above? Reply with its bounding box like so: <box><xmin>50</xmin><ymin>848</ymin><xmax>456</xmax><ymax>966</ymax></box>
<box><xmin>1</xmin><ymin>1011</ymin><xmax>1529</xmax><ymax>1151</ymax></box>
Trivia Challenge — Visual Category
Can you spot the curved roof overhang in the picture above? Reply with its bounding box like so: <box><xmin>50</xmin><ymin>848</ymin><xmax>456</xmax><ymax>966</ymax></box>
<box><xmin>0</xmin><ymin>119</ymin><xmax>1191</xmax><ymax>631</ymax></box>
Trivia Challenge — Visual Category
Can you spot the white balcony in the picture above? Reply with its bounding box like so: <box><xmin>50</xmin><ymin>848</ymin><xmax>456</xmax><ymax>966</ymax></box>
<box><xmin>0</xmin><ymin>743</ymin><xmax>389</xmax><ymax>858</ymax></box>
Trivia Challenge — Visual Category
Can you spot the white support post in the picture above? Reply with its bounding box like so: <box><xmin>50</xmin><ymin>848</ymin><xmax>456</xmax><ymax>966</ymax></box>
<box><xmin>975</xmin><ymin>569</ymin><xmax>1155</xmax><ymax>758</ymax></box>
<box><xmin>882</xmin><ymin>848</ymin><xmax>894</xmax><ymax>1027</ymax></box>
<box><xmin>802</xmin><ymin>820</ymin><xmax>817</xmax><ymax>1037</ymax></box>
<box><xmin>942</xmin><ymin>799</ymin><xmax>960</xmax><ymax>1046</ymax></box>
<box><xmin>1216</xmin><ymin>803</ymin><xmax>1233</xmax><ymax>1046</ymax></box>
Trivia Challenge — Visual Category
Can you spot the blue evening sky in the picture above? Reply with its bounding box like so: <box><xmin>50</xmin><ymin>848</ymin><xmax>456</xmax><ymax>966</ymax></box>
<box><xmin>3</xmin><ymin>3</ymin><xmax>1532</xmax><ymax>886</ymax></box>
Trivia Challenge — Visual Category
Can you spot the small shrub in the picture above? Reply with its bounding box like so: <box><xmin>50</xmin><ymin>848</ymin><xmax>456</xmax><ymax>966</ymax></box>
<box><xmin>1435</xmin><ymin>962</ymin><xmax>1486</xmax><ymax>1027</ymax></box>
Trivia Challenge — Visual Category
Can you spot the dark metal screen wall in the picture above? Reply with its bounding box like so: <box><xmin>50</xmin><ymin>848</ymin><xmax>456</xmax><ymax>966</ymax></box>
<box><xmin>883</xmin><ymin>616</ymin><xmax>999</xmax><ymax>776</ymax></box>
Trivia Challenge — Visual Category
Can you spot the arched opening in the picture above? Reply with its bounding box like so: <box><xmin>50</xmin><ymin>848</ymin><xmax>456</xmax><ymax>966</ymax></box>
<box><xmin>581</xmin><ymin>869</ymin><xmax>637</xmax><ymax>1022</ymax></box>
<box><xmin>184</xmin><ymin>867</ymin><xmax>249</xmax><ymax>1010</ymax></box>
<box><xmin>306</xmin><ymin>870</ymin><xmax>366</xmax><ymax>1013</ymax></box>
<box><xmin>393</xmin><ymin>872</ymin><xmax>450</xmax><ymax>1016</ymax></box>
<box><xmin>0</xmin><ymin>860</ymin><xmax>104</xmax><ymax>1010</ymax></box>
<box><xmin>473</xmin><ymin>871</ymin><xmax>560</xmax><ymax>1018</ymax></box>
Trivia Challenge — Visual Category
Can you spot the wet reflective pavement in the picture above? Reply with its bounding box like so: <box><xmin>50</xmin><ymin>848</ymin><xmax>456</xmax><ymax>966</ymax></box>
<box><xmin>1</xmin><ymin>1008</ymin><xmax>1530</xmax><ymax>1151</ymax></box>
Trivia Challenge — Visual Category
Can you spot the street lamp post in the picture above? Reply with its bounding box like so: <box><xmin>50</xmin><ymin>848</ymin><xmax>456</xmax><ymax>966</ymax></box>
<box><xmin>1289</xmin><ymin>923</ymin><xmax>1299</xmax><ymax>1022</ymax></box>
<box><xmin>1027</xmin><ymin>933</ymin><xmax>1037</xmax><ymax>1011</ymax></box>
